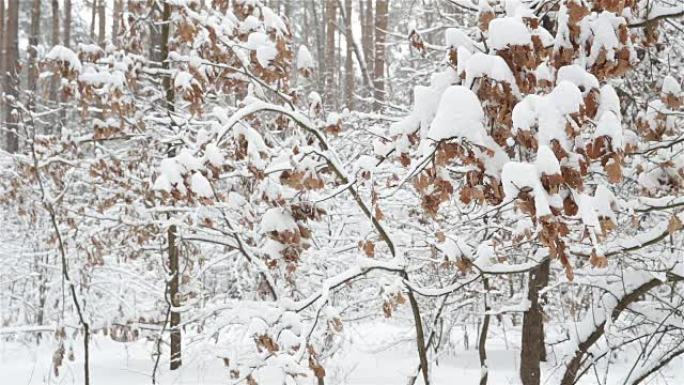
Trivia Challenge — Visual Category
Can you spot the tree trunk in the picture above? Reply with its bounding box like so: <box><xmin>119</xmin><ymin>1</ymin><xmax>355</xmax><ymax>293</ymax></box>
<box><xmin>64</xmin><ymin>0</ymin><xmax>72</xmax><ymax>48</ymax></box>
<box><xmin>0</xmin><ymin>0</ymin><xmax>5</xmax><ymax>118</ymax></box>
<box><xmin>50</xmin><ymin>0</ymin><xmax>60</xmax><ymax>85</ymax></box>
<box><xmin>373</xmin><ymin>0</ymin><xmax>388</xmax><ymax>111</ymax></box>
<box><xmin>479</xmin><ymin>278</ymin><xmax>491</xmax><ymax>385</ymax></box>
<box><xmin>28</xmin><ymin>0</ymin><xmax>41</xmax><ymax>110</ymax></box>
<box><xmin>520</xmin><ymin>259</ymin><xmax>550</xmax><ymax>385</ymax></box>
<box><xmin>160</xmin><ymin>1</ymin><xmax>182</xmax><ymax>371</ymax></box>
<box><xmin>112</xmin><ymin>0</ymin><xmax>123</xmax><ymax>47</ymax></box>
<box><xmin>311</xmin><ymin>2</ymin><xmax>325</xmax><ymax>93</ymax></box>
<box><xmin>98</xmin><ymin>0</ymin><xmax>106</xmax><ymax>48</ymax></box>
<box><xmin>90</xmin><ymin>0</ymin><xmax>97</xmax><ymax>41</ymax></box>
<box><xmin>3</xmin><ymin>0</ymin><xmax>19</xmax><ymax>152</ymax></box>
<box><xmin>324</xmin><ymin>0</ymin><xmax>337</xmax><ymax>108</ymax></box>
<box><xmin>343</xmin><ymin>0</ymin><xmax>354</xmax><ymax>109</ymax></box>
<box><xmin>361</xmin><ymin>0</ymin><xmax>374</xmax><ymax>79</ymax></box>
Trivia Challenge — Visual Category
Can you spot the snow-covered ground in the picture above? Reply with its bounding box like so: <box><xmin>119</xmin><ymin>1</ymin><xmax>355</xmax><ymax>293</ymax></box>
<box><xmin>3</xmin><ymin>320</ymin><xmax>682</xmax><ymax>384</ymax></box>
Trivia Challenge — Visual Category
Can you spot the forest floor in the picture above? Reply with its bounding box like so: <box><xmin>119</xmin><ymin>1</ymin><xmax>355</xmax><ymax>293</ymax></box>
<box><xmin>1</xmin><ymin>320</ymin><xmax>682</xmax><ymax>384</ymax></box>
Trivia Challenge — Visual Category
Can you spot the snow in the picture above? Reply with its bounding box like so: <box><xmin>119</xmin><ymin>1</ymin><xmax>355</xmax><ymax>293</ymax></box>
<box><xmin>296</xmin><ymin>45</ymin><xmax>314</xmax><ymax>70</ymax></box>
<box><xmin>588</xmin><ymin>12</ymin><xmax>623</xmax><ymax>66</ymax></box>
<box><xmin>239</xmin><ymin>15</ymin><xmax>261</xmax><ymax>34</ymax></box>
<box><xmin>512</xmin><ymin>81</ymin><xmax>583</xmax><ymax>151</ymax></box>
<box><xmin>260</xmin><ymin>207</ymin><xmax>297</xmax><ymax>233</ymax></box>
<box><xmin>203</xmin><ymin>143</ymin><xmax>225</xmax><ymax>167</ymax></box>
<box><xmin>190</xmin><ymin>172</ymin><xmax>212</xmax><ymax>198</ymax></box>
<box><xmin>78</xmin><ymin>69</ymin><xmax>126</xmax><ymax>89</ymax></box>
<box><xmin>597</xmin><ymin>84</ymin><xmax>621</xmax><ymax>118</ymax></box>
<box><xmin>662</xmin><ymin>75</ymin><xmax>681</xmax><ymax>95</ymax></box>
<box><xmin>464</xmin><ymin>52</ymin><xmax>521</xmax><ymax>96</ymax></box>
<box><xmin>46</xmin><ymin>45</ymin><xmax>82</xmax><ymax>71</ymax></box>
<box><xmin>246</xmin><ymin>32</ymin><xmax>277</xmax><ymax>67</ymax></box>
<box><xmin>175</xmin><ymin>149</ymin><xmax>203</xmax><ymax>172</ymax></box>
<box><xmin>174</xmin><ymin>71</ymin><xmax>197</xmax><ymax>90</ymax></box>
<box><xmin>474</xmin><ymin>241</ymin><xmax>496</xmax><ymax>268</ymax></box>
<box><xmin>535</xmin><ymin>145</ymin><xmax>561</xmax><ymax>175</ymax></box>
<box><xmin>577</xmin><ymin>192</ymin><xmax>601</xmax><ymax>230</ymax></box>
<box><xmin>501</xmin><ymin>161</ymin><xmax>552</xmax><ymax>217</ymax></box>
<box><xmin>594</xmin><ymin>111</ymin><xmax>624</xmax><ymax>149</ymax></box>
<box><xmin>437</xmin><ymin>237</ymin><xmax>472</xmax><ymax>259</ymax></box>
<box><xmin>427</xmin><ymin>86</ymin><xmax>485</xmax><ymax>142</ymax></box>
<box><xmin>157</xmin><ymin>158</ymin><xmax>184</xmax><ymax>191</ymax></box>
<box><xmin>594</xmin><ymin>185</ymin><xmax>618</xmax><ymax>220</ymax></box>
<box><xmin>488</xmin><ymin>17</ymin><xmax>532</xmax><ymax>50</ymax></box>
<box><xmin>444</xmin><ymin>28</ymin><xmax>478</xmax><ymax>51</ymax></box>
<box><xmin>534</xmin><ymin>62</ymin><xmax>554</xmax><ymax>84</ymax></box>
<box><xmin>556</xmin><ymin>65</ymin><xmax>599</xmax><ymax>94</ymax></box>
<box><xmin>261</xmin><ymin>6</ymin><xmax>288</xmax><ymax>35</ymax></box>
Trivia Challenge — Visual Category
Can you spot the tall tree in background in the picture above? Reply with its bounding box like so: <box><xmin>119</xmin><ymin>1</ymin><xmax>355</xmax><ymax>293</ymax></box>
<box><xmin>90</xmin><ymin>0</ymin><xmax>97</xmax><ymax>41</ymax></box>
<box><xmin>98</xmin><ymin>0</ymin><xmax>105</xmax><ymax>48</ymax></box>
<box><xmin>344</xmin><ymin>0</ymin><xmax>354</xmax><ymax>108</ymax></box>
<box><xmin>28</xmin><ymin>0</ymin><xmax>41</xmax><ymax>111</ymax></box>
<box><xmin>112</xmin><ymin>0</ymin><xmax>122</xmax><ymax>46</ymax></box>
<box><xmin>0</xmin><ymin>0</ymin><xmax>5</xmax><ymax>118</ymax></box>
<box><xmin>361</xmin><ymin>0</ymin><xmax>373</xmax><ymax>93</ymax></box>
<box><xmin>373</xmin><ymin>0</ymin><xmax>388</xmax><ymax>110</ymax></box>
<box><xmin>64</xmin><ymin>0</ymin><xmax>72</xmax><ymax>48</ymax></box>
<box><xmin>325</xmin><ymin>0</ymin><xmax>337</xmax><ymax>108</ymax></box>
<box><xmin>49</xmin><ymin>0</ymin><xmax>60</xmax><ymax>124</ymax></box>
<box><xmin>3</xmin><ymin>0</ymin><xmax>19</xmax><ymax>152</ymax></box>
<box><xmin>160</xmin><ymin>0</ymin><xmax>181</xmax><ymax>371</ymax></box>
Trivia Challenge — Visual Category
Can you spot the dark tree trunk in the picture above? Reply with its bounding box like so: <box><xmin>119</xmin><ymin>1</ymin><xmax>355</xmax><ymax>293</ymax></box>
<box><xmin>343</xmin><ymin>0</ymin><xmax>354</xmax><ymax>109</ymax></box>
<box><xmin>28</xmin><ymin>0</ymin><xmax>41</xmax><ymax>110</ymax></box>
<box><xmin>3</xmin><ymin>0</ymin><xmax>19</xmax><ymax>152</ymax></box>
<box><xmin>324</xmin><ymin>0</ymin><xmax>337</xmax><ymax>108</ymax></box>
<box><xmin>373</xmin><ymin>0</ymin><xmax>388</xmax><ymax>111</ymax></box>
<box><xmin>520</xmin><ymin>259</ymin><xmax>550</xmax><ymax>385</ymax></box>
<box><xmin>98</xmin><ymin>0</ymin><xmax>106</xmax><ymax>48</ymax></box>
<box><xmin>479</xmin><ymin>278</ymin><xmax>491</xmax><ymax>385</ymax></box>
<box><xmin>160</xmin><ymin>1</ymin><xmax>182</xmax><ymax>371</ymax></box>
<box><xmin>64</xmin><ymin>0</ymin><xmax>72</xmax><ymax>48</ymax></box>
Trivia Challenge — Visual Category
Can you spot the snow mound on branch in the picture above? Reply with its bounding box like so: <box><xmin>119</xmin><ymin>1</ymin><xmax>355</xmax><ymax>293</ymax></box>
<box><xmin>246</xmin><ymin>32</ymin><xmax>277</xmax><ymax>67</ymax></box>
<box><xmin>464</xmin><ymin>52</ymin><xmax>520</xmax><ymax>96</ymax></box>
<box><xmin>190</xmin><ymin>172</ymin><xmax>212</xmax><ymax>198</ymax></box>
<box><xmin>594</xmin><ymin>185</ymin><xmax>618</xmax><ymax>221</ymax></box>
<box><xmin>260</xmin><ymin>208</ymin><xmax>297</xmax><ymax>233</ymax></box>
<box><xmin>557</xmin><ymin>65</ymin><xmax>599</xmax><ymax>94</ymax></box>
<box><xmin>488</xmin><ymin>17</ymin><xmax>532</xmax><ymax>50</ymax></box>
<box><xmin>588</xmin><ymin>12</ymin><xmax>625</xmax><ymax>67</ymax></box>
<box><xmin>597</xmin><ymin>84</ymin><xmax>620</xmax><ymax>118</ymax></box>
<box><xmin>662</xmin><ymin>75</ymin><xmax>681</xmax><ymax>95</ymax></box>
<box><xmin>296</xmin><ymin>45</ymin><xmax>314</xmax><ymax>70</ymax></box>
<box><xmin>239</xmin><ymin>15</ymin><xmax>261</xmax><ymax>34</ymax></box>
<box><xmin>456</xmin><ymin>46</ymin><xmax>472</xmax><ymax>76</ymax></box>
<box><xmin>437</xmin><ymin>237</ymin><xmax>473</xmax><ymax>260</ymax></box>
<box><xmin>474</xmin><ymin>241</ymin><xmax>496</xmax><ymax>268</ymax></box>
<box><xmin>513</xmin><ymin>81</ymin><xmax>583</xmax><ymax>150</ymax></box>
<box><xmin>174</xmin><ymin>71</ymin><xmax>198</xmax><ymax>90</ymax></box>
<box><xmin>390</xmin><ymin>68</ymin><xmax>458</xmax><ymax>137</ymax></box>
<box><xmin>594</xmin><ymin>111</ymin><xmax>624</xmax><ymax>150</ymax></box>
<box><xmin>204</xmin><ymin>143</ymin><xmax>225</xmax><ymax>167</ymax></box>
<box><xmin>78</xmin><ymin>68</ymin><xmax>126</xmax><ymax>89</ymax></box>
<box><xmin>535</xmin><ymin>62</ymin><xmax>554</xmax><ymax>84</ymax></box>
<box><xmin>501</xmin><ymin>162</ymin><xmax>552</xmax><ymax>217</ymax></box>
<box><xmin>154</xmin><ymin>158</ymin><xmax>184</xmax><ymax>193</ymax></box>
<box><xmin>427</xmin><ymin>86</ymin><xmax>485</xmax><ymax>142</ymax></box>
<box><xmin>535</xmin><ymin>145</ymin><xmax>561</xmax><ymax>175</ymax></box>
<box><xmin>444</xmin><ymin>28</ymin><xmax>478</xmax><ymax>51</ymax></box>
<box><xmin>46</xmin><ymin>45</ymin><xmax>82</xmax><ymax>71</ymax></box>
<box><xmin>261</xmin><ymin>6</ymin><xmax>288</xmax><ymax>35</ymax></box>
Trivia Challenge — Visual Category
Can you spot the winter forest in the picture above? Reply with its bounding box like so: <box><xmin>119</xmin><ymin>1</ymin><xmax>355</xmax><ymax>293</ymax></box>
<box><xmin>1</xmin><ymin>0</ymin><xmax>684</xmax><ymax>384</ymax></box>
